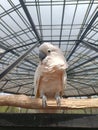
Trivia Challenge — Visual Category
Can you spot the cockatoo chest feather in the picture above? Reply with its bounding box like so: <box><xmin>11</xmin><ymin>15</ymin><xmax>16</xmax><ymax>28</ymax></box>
<box><xmin>39</xmin><ymin>71</ymin><xmax>64</xmax><ymax>98</ymax></box>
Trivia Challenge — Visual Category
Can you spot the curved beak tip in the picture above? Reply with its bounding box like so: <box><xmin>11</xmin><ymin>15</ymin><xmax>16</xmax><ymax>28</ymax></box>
<box><xmin>39</xmin><ymin>51</ymin><xmax>46</xmax><ymax>61</ymax></box>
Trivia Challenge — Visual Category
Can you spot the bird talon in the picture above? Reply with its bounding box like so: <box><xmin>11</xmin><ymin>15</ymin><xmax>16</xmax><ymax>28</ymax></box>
<box><xmin>42</xmin><ymin>95</ymin><xmax>47</xmax><ymax>108</ymax></box>
<box><xmin>55</xmin><ymin>95</ymin><xmax>61</xmax><ymax>107</ymax></box>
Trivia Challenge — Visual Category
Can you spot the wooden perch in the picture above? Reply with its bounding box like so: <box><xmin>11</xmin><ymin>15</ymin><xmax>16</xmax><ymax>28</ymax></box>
<box><xmin>0</xmin><ymin>94</ymin><xmax>98</xmax><ymax>109</ymax></box>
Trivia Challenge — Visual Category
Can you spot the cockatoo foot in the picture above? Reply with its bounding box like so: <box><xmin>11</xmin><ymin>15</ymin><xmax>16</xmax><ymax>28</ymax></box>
<box><xmin>55</xmin><ymin>95</ymin><xmax>61</xmax><ymax>107</ymax></box>
<box><xmin>42</xmin><ymin>95</ymin><xmax>47</xmax><ymax>108</ymax></box>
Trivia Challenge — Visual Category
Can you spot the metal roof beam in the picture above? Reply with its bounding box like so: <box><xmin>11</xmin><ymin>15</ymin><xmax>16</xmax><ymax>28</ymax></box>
<box><xmin>67</xmin><ymin>55</ymin><xmax>98</xmax><ymax>73</ymax></box>
<box><xmin>82</xmin><ymin>40</ymin><xmax>98</xmax><ymax>52</ymax></box>
<box><xmin>0</xmin><ymin>43</ymin><xmax>39</xmax><ymax>81</ymax></box>
<box><xmin>43</xmin><ymin>40</ymin><xmax>79</xmax><ymax>43</ymax></box>
<box><xmin>0</xmin><ymin>41</ymin><xmax>37</xmax><ymax>57</ymax></box>
<box><xmin>67</xmin><ymin>11</ymin><xmax>98</xmax><ymax>61</ymax></box>
<box><xmin>19</xmin><ymin>0</ymin><xmax>42</xmax><ymax>43</ymax></box>
<box><xmin>68</xmin><ymin>67</ymin><xmax>98</xmax><ymax>75</ymax></box>
<box><xmin>0</xmin><ymin>41</ymin><xmax>38</xmax><ymax>67</ymax></box>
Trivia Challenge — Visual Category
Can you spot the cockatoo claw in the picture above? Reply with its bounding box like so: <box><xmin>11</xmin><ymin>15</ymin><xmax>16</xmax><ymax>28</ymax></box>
<box><xmin>56</xmin><ymin>95</ymin><xmax>61</xmax><ymax>107</ymax></box>
<box><xmin>42</xmin><ymin>95</ymin><xmax>47</xmax><ymax>108</ymax></box>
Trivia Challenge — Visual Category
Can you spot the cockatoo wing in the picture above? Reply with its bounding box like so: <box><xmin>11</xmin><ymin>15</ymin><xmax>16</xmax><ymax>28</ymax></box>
<box><xmin>34</xmin><ymin>63</ymin><xmax>41</xmax><ymax>98</ymax></box>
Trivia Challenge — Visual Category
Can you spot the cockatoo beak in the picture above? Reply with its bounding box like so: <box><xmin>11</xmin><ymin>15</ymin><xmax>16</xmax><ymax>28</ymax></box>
<box><xmin>39</xmin><ymin>51</ymin><xmax>46</xmax><ymax>61</ymax></box>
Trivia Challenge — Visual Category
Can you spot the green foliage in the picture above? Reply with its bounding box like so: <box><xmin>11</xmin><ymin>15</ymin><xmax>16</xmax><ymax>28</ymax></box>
<box><xmin>63</xmin><ymin>108</ymin><xmax>98</xmax><ymax>114</ymax></box>
<box><xmin>0</xmin><ymin>106</ymin><xmax>98</xmax><ymax>114</ymax></box>
<box><xmin>0</xmin><ymin>106</ymin><xmax>37</xmax><ymax>113</ymax></box>
<box><xmin>0</xmin><ymin>106</ymin><xmax>19</xmax><ymax>113</ymax></box>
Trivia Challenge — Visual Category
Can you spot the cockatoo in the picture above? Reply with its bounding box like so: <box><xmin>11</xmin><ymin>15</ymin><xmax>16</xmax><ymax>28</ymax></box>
<box><xmin>34</xmin><ymin>42</ymin><xmax>68</xmax><ymax>108</ymax></box>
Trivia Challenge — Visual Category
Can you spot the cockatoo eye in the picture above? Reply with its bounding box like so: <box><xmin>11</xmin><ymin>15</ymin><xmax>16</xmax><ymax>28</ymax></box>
<box><xmin>48</xmin><ymin>49</ymin><xmax>51</xmax><ymax>53</ymax></box>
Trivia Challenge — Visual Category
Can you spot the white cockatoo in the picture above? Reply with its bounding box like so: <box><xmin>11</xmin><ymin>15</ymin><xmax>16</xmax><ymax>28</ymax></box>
<box><xmin>34</xmin><ymin>42</ymin><xmax>68</xmax><ymax>108</ymax></box>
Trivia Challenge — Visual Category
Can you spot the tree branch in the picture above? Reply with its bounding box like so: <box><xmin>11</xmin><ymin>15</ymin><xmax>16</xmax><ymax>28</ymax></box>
<box><xmin>0</xmin><ymin>94</ymin><xmax>98</xmax><ymax>109</ymax></box>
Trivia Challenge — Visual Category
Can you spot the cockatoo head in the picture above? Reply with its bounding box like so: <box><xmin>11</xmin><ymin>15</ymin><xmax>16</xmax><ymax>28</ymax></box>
<box><xmin>39</xmin><ymin>42</ymin><xmax>59</xmax><ymax>61</ymax></box>
<box><xmin>38</xmin><ymin>42</ymin><xmax>68</xmax><ymax>70</ymax></box>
